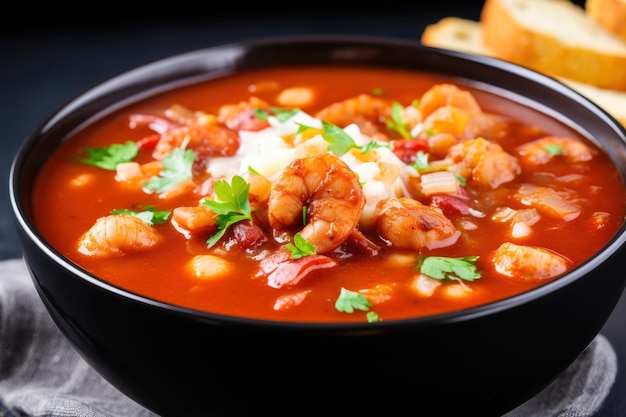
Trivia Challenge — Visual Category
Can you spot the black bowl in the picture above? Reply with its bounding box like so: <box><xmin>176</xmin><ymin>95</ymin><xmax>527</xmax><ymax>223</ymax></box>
<box><xmin>9</xmin><ymin>35</ymin><xmax>626</xmax><ymax>416</ymax></box>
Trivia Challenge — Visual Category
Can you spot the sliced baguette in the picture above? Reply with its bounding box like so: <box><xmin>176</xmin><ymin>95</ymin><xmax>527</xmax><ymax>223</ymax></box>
<box><xmin>480</xmin><ymin>0</ymin><xmax>626</xmax><ymax>91</ymax></box>
<box><xmin>421</xmin><ymin>17</ymin><xmax>492</xmax><ymax>55</ymax></box>
<box><xmin>586</xmin><ymin>0</ymin><xmax>626</xmax><ymax>42</ymax></box>
<box><xmin>420</xmin><ymin>17</ymin><xmax>626</xmax><ymax>127</ymax></box>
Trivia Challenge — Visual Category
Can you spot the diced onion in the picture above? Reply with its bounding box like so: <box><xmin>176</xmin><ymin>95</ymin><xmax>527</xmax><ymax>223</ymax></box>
<box><xmin>492</xmin><ymin>207</ymin><xmax>516</xmax><ymax>222</ymax></box>
<box><xmin>420</xmin><ymin>171</ymin><xmax>458</xmax><ymax>196</ymax></box>
<box><xmin>460</xmin><ymin>219</ymin><xmax>478</xmax><ymax>230</ymax></box>
<box><xmin>411</xmin><ymin>274</ymin><xmax>442</xmax><ymax>297</ymax></box>
<box><xmin>115</xmin><ymin>162</ymin><xmax>143</xmax><ymax>181</ymax></box>
<box><xmin>511</xmin><ymin>222</ymin><xmax>531</xmax><ymax>238</ymax></box>
<box><xmin>513</xmin><ymin>208</ymin><xmax>540</xmax><ymax>226</ymax></box>
<box><xmin>516</xmin><ymin>184</ymin><xmax>580</xmax><ymax>221</ymax></box>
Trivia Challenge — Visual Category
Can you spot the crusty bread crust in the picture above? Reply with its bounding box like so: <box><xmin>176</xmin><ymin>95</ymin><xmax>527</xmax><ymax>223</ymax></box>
<box><xmin>586</xmin><ymin>0</ymin><xmax>626</xmax><ymax>42</ymax></box>
<box><xmin>560</xmin><ymin>77</ymin><xmax>626</xmax><ymax>126</ymax></box>
<box><xmin>481</xmin><ymin>0</ymin><xmax>626</xmax><ymax>91</ymax></box>
<box><xmin>419</xmin><ymin>16</ymin><xmax>626</xmax><ymax>127</ymax></box>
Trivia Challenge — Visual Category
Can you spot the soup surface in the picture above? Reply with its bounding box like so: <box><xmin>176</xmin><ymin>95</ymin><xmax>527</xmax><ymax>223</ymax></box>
<box><xmin>32</xmin><ymin>65</ymin><xmax>625</xmax><ymax>322</ymax></box>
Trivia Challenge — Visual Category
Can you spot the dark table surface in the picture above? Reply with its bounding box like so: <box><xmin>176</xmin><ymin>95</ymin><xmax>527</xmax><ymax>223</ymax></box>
<box><xmin>2</xmin><ymin>1</ymin><xmax>624</xmax><ymax>416</ymax></box>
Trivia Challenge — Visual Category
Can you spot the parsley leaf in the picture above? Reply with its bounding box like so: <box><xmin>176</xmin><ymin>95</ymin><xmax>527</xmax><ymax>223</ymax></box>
<box><xmin>366</xmin><ymin>311</ymin><xmax>381</xmax><ymax>323</ymax></box>
<box><xmin>111</xmin><ymin>206</ymin><xmax>171</xmax><ymax>226</ymax></box>
<box><xmin>418</xmin><ymin>256</ymin><xmax>481</xmax><ymax>281</ymax></box>
<box><xmin>335</xmin><ymin>287</ymin><xmax>373</xmax><ymax>313</ymax></box>
<box><xmin>296</xmin><ymin>120</ymin><xmax>391</xmax><ymax>157</ymax></box>
<box><xmin>253</xmin><ymin>106</ymin><xmax>300</xmax><ymax>122</ymax></box>
<box><xmin>454</xmin><ymin>172</ymin><xmax>467</xmax><ymax>187</ymax></box>
<box><xmin>294</xmin><ymin>121</ymin><xmax>356</xmax><ymax>156</ymax></box>
<box><xmin>75</xmin><ymin>141</ymin><xmax>138</xmax><ymax>170</ymax></box>
<box><xmin>144</xmin><ymin>138</ymin><xmax>195</xmax><ymax>193</ymax></box>
<box><xmin>285</xmin><ymin>232</ymin><xmax>316</xmax><ymax>259</ymax></box>
<box><xmin>321</xmin><ymin>120</ymin><xmax>357</xmax><ymax>156</ymax></box>
<box><xmin>360</xmin><ymin>140</ymin><xmax>392</xmax><ymax>154</ymax></box>
<box><xmin>543</xmin><ymin>144</ymin><xmax>565</xmax><ymax>156</ymax></box>
<box><xmin>203</xmin><ymin>175</ymin><xmax>253</xmax><ymax>248</ymax></box>
<box><xmin>385</xmin><ymin>102</ymin><xmax>412</xmax><ymax>139</ymax></box>
<box><xmin>247</xmin><ymin>165</ymin><xmax>263</xmax><ymax>177</ymax></box>
<box><xmin>412</xmin><ymin>150</ymin><xmax>430</xmax><ymax>171</ymax></box>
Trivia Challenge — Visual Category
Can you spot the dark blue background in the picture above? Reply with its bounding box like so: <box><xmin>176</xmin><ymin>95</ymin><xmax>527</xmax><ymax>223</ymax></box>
<box><xmin>2</xmin><ymin>1</ymin><xmax>623</xmax><ymax>415</ymax></box>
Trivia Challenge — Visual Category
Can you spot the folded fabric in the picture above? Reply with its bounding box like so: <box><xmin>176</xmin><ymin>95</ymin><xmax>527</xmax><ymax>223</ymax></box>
<box><xmin>0</xmin><ymin>257</ymin><xmax>617</xmax><ymax>416</ymax></box>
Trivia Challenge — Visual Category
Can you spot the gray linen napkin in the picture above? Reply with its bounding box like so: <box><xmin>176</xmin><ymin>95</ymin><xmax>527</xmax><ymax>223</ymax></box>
<box><xmin>0</xmin><ymin>257</ymin><xmax>617</xmax><ymax>417</ymax></box>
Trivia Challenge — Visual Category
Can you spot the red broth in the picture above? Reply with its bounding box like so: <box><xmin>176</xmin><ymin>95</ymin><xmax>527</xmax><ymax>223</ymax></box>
<box><xmin>31</xmin><ymin>66</ymin><xmax>625</xmax><ymax>323</ymax></box>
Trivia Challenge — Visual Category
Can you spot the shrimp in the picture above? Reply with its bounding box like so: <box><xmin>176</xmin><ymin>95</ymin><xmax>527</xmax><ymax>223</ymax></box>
<box><xmin>217</xmin><ymin>96</ymin><xmax>272</xmax><ymax>132</ymax></box>
<box><xmin>77</xmin><ymin>214</ymin><xmax>161</xmax><ymax>258</ymax></box>
<box><xmin>374</xmin><ymin>197</ymin><xmax>460</xmax><ymax>250</ymax></box>
<box><xmin>446</xmin><ymin>137</ymin><xmax>521</xmax><ymax>188</ymax></box>
<box><xmin>492</xmin><ymin>242</ymin><xmax>570</xmax><ymax>281</ymax></box>
<box><xmin>422</xmin><ymin>105</ymin><xmax>471</xmax><ymax>137</ymax></box>
<box><xmin>314</xmin><ymin>94</ymin><xmax>394</xmax><ymax>140</ymax></box>
<box><xmin>130</xmin><ymin>105</ymin><xmax>241</xmax><ymax>162</ymax></box>
<box><xmin>418</xmin><ymin>83</ymin><xmax>482</xmax><ymax>120</ymax></box>
<box><xmin>418</xmin><ymin>84</ymin><xmax>508</xmax><ymax>143</ymax></box>
<box><xmin>516</xmin><ymin>136</ymin><xmax>596</xmax><ymax>165</ymax></box>
<box><xmin>241</xmin><ymin>170</ymin><xmax>273</xmax><ymax>228</ymax></box>
<box><xmin>267</xmin><ymin>153</ymin><xmax>365</xmax><ymax>254</ymax></box>
<box><xmin>152</xmin><ymin>123</ymin><xmax>239</xmax><ymax>161</ymax></box>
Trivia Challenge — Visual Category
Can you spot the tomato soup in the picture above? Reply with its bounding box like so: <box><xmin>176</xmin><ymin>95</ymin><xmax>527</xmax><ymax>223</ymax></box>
<box><xmin>31</xmin><ymin>66</ymin><xmax>625</xmax><ymax>323</ymax></box>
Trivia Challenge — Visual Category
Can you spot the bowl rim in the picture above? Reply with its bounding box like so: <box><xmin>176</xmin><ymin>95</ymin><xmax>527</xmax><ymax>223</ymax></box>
<box><xmin>10</xmin><ymin>34</ymin><xmax>626</xmax><ymax>328</ymax></box>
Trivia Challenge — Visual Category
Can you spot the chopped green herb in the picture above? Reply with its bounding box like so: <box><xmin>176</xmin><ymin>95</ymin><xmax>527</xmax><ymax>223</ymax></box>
<box><xmin>254</xmin><ymin>106</ymin><xmax>300</xmax><ymax>122</ymax></box>
<box><xmin>454</xmin><ymin>171</ymin><xmax>467</xmax><ymax>187</ymax></box>
<box><xmin>111</xmin><ymin>206</ymin><xmax>171</xmax><ymax>226</ymax></box>
<box><xmin>248</xmin><ymin>165</ymin><xmax>263</xmax><ymax>177</ymax></box>
<box><xmin>75</xmin><ymin>141</ymin><xmax>138</xmax><ymax>170</ymax></box>
<box><xmin>413</xmin><ymin>150</ymin><xmax>430</xmax><ymax>171</ymax></box>
<box><xmin>253</xmin><ymin>108</ymin><xmax>269</xmax><ymax>121</ymax></box>
<box><xmin>296</xmin><ymin>120</ymin><xmax>395</xmax><ymax>157</ymax></box>
<box><xmin>273</xmin><ymin>107</ymin><xmax>301</xmax><ymax>122</ymax></box>
<box><xmin>418</xmin><ymin>256</ymin><xmax>481</xmax><ymax>282</ymax></box>
<box><xmin>385</xmin><ymin>102</ymin><xmax>412</xmax><ymax>139</ymax></box>
<box><xmin>203</xmin><ymin>175</ymin><xmax>253</xmax><ymax>248</ymax></box>
<box><xmin>335</xmin><ymin>287</ymin><xmax>372</xmax><ymax>313</ymax></box>
<box><xmin>543</xmin><ymin>144</ymin><xmax>565</xmax><ymax>156</ymax></box>
<box><xmin>366</xmin><ymin>311</ymin><xmax>381</xmax><ymax>323</ymax></box>
<box><xmin>371</xmin><ymin>87</ymin><xmax>385</xmax><ymax>96</ymax></box>
<box><xmin>360</xmin><ymin>140</ymin><xmax>392</xmax><ymax>154</ymax></box>
<box><xmin>144</xmin><ymin>138</ymin><xmax>195</xmax><ymax>193</ymax></box>
<box><xmin>295</xmin><ymin>122</ymin><xmax>315</xmax><ymax>135</ymax></box>
<box><xmin>321</xmin><ymin>120</ymin><xmax>357</xmax><ymax>156</ymax></box>
<box><xmin>285</xmin><ymin>232</ymin><xmax>316</xmax><ymax>259</ymax></box>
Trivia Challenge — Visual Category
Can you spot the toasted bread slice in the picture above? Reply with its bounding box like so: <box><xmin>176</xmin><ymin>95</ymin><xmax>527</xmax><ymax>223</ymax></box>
<box><xmin>480</xmin><ymin>0</ymin><xmax>626</xmax><ymax>91</ymax></box>
<box><xmin>559</xmin><ymin>78</ymin><xmax>626</xmax><ymax>127</ymax></box>
<box><xmin>421</xmin><ymin>17</ymin><xmax>492</xmax><ymax>55</ymax></box>
<box><xmin>420</xmin><ymin>16</ymin><xmax>626</xmax><ymax>126</ymax></box>
<box><xmin>586</xmin><ymin>0</ymin><xmax>626</xmax><ymax>42</ymax></box>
